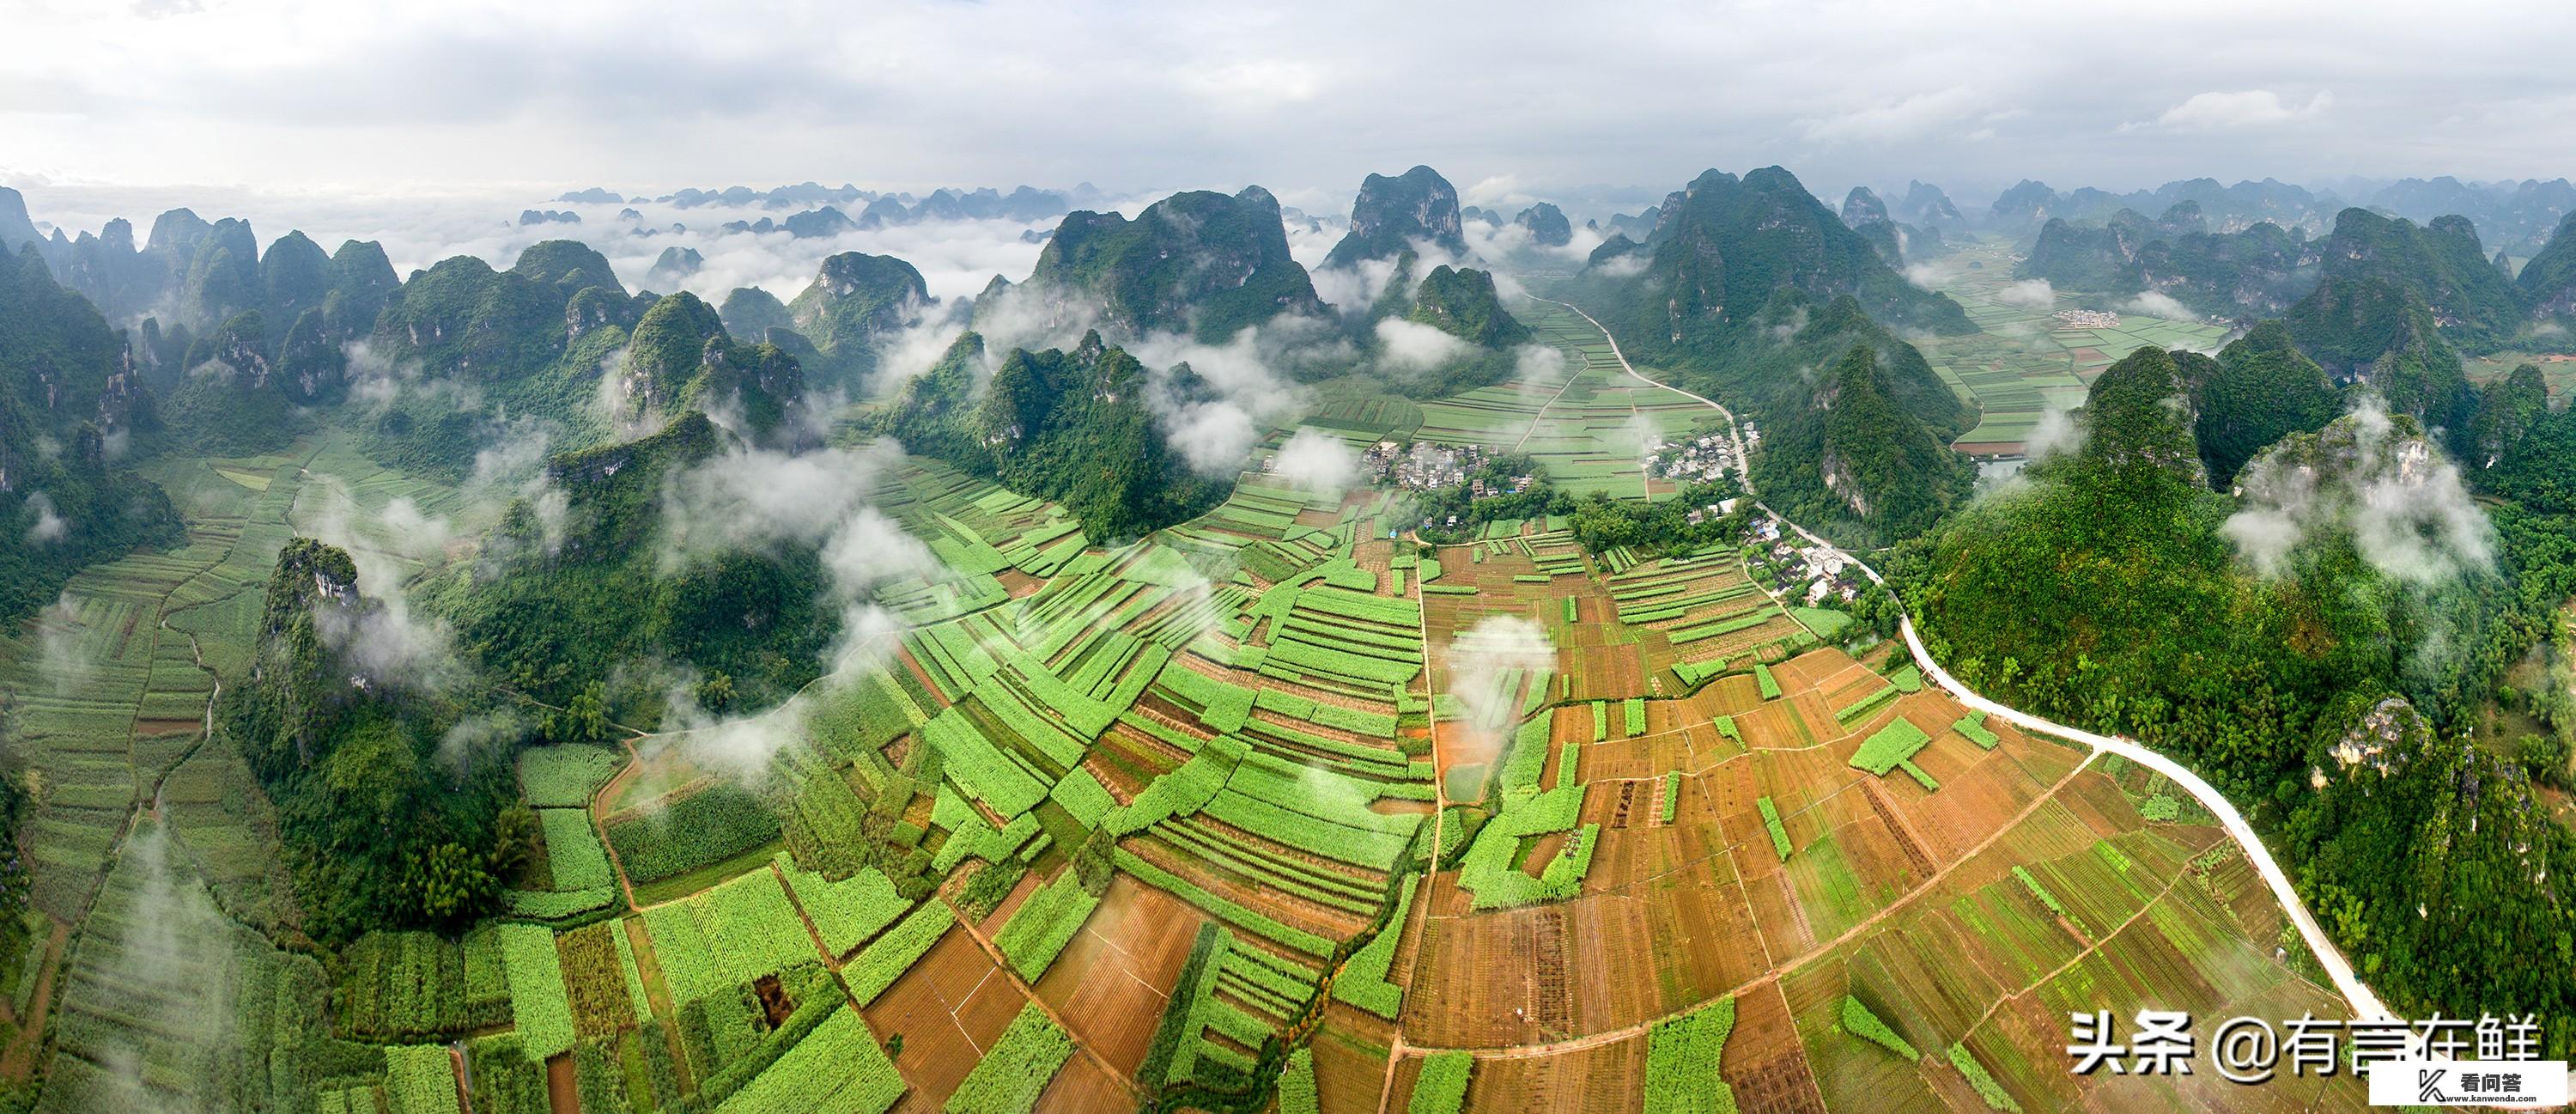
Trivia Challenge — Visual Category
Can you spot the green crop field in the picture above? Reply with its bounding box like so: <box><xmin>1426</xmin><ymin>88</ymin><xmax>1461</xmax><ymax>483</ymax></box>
<box><xmin>1911</xmin><ymin>240</ymin><xmax>2231</xmax><ymax>454</ymax></box>
<box><xmin>0</xmin><ymin>249</ymin><xmax>2381</xmax><ymax>1114</ymax></box>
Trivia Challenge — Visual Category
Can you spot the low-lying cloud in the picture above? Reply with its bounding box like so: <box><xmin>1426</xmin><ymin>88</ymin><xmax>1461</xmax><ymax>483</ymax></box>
<box><xmin>1994</xmin><ymin>278</ymin><xmax>2056</xmax><ymax>309</ymax></box>
<box><xmin>1444</xmin><ymin>613</ymin><xmax>1556</xmax><ymax>740</ymax></box>
<box><xmin>2024</xmin><ymin>399</ymin><xmax>2084</xmax><ymax>460</ymax></box>
<box><xmin>35</xmin><ymin>593</ymin><xmax>88</xmax><ymax>697</ymax></box>
<box><xmin>1373</xmin><ymin>318</ymin><xmax>1473</xmax><ymax>372</ymax></box>
<box><xmin>1129</xmin><ymin>318</ymin><xmax>1352</xmax><ymax>477</ymax></box>
<box><xmin>2123</xmin><ymin>289</ymin><xmax>2197</xmax><ymax>321</ymax></box>
<box><xmin>2222</xmin><ymin>398</ymin><xmax>2493</xmax><ymax>585</ymax></box>
<box><xmin>653</xmin><ymin>440</ymin><xmax>908</xmax><ymax>573</ymax></box>
<box><xmin>22</xmin><ymin>491</ymin><xmax>67</xmax><ymax>544</ymax></box>
<box><xmin>1270</xmin><ymin>428</ymin><xmax>1363</xmax><ymax>500</ymax></box>
<box><xmin>295</xmin><ymin>475</ymin><xmax>465</xmax><ymax>690</ymax></box>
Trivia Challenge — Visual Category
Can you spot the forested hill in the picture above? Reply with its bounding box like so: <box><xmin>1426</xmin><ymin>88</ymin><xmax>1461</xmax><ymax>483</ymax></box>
<box><xmin>2291</xmin><ymin>209</ymin><xmax>2528</xmax><ymax>356</ymax></box>
<box><xmin>782</xmin><ymin>251</ymin><xmax>931</xmax><ymax>391</ymax></box>
<box><xmin>219</xmin><ymin>537</ymin><xmax>520</xmax><ymax>941</ymax></box>
<box><xmin>2018</xmin><ymin>210</ymin><xmax>2324</xmax><ymax>320</ymax></box>
<box><xmin>1897</xmin><ymin>343</ymin><xmax>2576</xmax><ymax>1049</ymax></box>
<box><xmin>428</xmin><ymin>409</ymin><xmax>839</xmax><ymax>712</ymax></box>
<box><xmin>1007</xmin><ymin>186</ymin><xmax>1327</xmax><ymax>343</ymax></box>
<box><xmin>1354</xmin><ymin>259</ymin><xmax>1538</xmax><ymax>398</ymax></box>
<box><xmin>1565</xmin><ymin>165</ymin><xmax>1974</xmax><ymax>358</ymax></box>
<box><xmin>0</xmin><ymin>246</ymin><xmax>182</xmax><ymax>624</ymax></box>
<box><xmin>1324</xmin><ymin>164</ymin><xmax>1469</xmax><ymax>267</ymax></box>
<box><xmin>1705</xmin><ymin>293</ymin><xmax>1973</xmax><ymax>546</ymax></box>
<box><xmin>876</xmin><ymin>331</ymin><xmax>1234</xmax><ymax>539</ymax></box>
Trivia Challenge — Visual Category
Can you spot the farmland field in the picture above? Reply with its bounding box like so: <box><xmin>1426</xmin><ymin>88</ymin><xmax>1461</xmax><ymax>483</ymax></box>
<box><xmin>0</xmin><ymin>292</ymin><xmax>2364</xmax><ymax>1114</ymax></box>
<box><xmin>1909</xmin><ymin>239</ymin><xmax>2233</xmax><ymax>456</ymax></box>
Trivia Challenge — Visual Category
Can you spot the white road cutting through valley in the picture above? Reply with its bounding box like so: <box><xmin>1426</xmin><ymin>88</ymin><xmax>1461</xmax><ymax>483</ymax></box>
<box><xmin>1530</xmin><ymin>295</ymin><xmax>2399</xmax><ymax>1026</ymax></box>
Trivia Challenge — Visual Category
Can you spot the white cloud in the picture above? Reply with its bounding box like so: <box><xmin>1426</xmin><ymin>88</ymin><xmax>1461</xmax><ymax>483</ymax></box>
<box><xmin>2135</xmin><ymin>89</ymin><xmax>2333</xmax><ymax>132</ymax></box>
<box><xmin>1372</xmin><ymin>318</ymin><xmax>1473</xmax><ymax>372</ymax></box>
<box><xmin>1511</xmin><ymin>343</ymin><xmax>1569</xmax><ymax>393</ymax></box>
<box><xmin>2024</xmin><ymin>399</ymin><xmax>2084</xmax><ymax>460</ymax></box>
<box><xmin>2223</xmin><ymin>398</ymin><xmax>2492</xmax><ymax>585</ymax></box>
<box><xmin>1799</xmin><ymin>86</ymin><xmax>1992</xmax><ymax>144</ymax></box>
<box><xmin>1127</xmin><ymin>319</ymin><xmax>1349</xmax><ymax>477</ymax></box>
<box><xmin>2123</xmin><ymin>289</ymin><xmax>2198</xmax><ymax>321</ymax></box>
<box><xmin>1443</xmin><ymin>615</ymin><xmax>1555</xmax><ymax>764</ymax></box>
<box><xmin>294</xmin><ymin>475</ymin><xmax>465</xmax><ymax>689</ymax></box>
<box><xmin>654</xmin><ymin>440</ymin><xmax>909</xmax><ymax>573</ymax></box>
<box><xmin>0</xmin><ymin>3</ymin><xmax>2567</xmax><ymax>275</ymax></box>
<box><xmin>1994</xmin><ymin>278</ymin><xmax>2056</xmax><ymax>309</ymax></box>
<box><xmin>1270</xmin><ymin>429</ymin><xmax>1362</xmax><ymax>500</ymax></box>
<box><xmin>23</xmin><ymin>492</ymin><xmax>67</xmax><ymax>544</ymax></box>
<box><xmin>34</xmin><ymin>594</ymin><xmax>90</xmax><ymax>697</ymax></box>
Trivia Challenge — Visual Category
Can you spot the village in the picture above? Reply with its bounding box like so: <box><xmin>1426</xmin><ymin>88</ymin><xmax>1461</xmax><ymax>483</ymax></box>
<box><xmin>1361</xmin><ymin>440</ymin><xmax>1534</xmax><ymax>498</ymax></box>
<box><xmin>2052</xmin><ymin>307</ymin><xmax>2122</xmax><ymax>328</ymax></box>
<box><xmin>1742</xmin><ymin>509</ymin><xmax>1869</xmax><ymax>606</ymax></box>
<box><xmin>1641</xmin><ymin>429</ymin><xmax>1738</xmax><ymax>484</ymax></box>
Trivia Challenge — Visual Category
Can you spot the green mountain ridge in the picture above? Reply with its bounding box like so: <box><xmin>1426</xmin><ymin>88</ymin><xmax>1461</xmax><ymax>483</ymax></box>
<box><xmin>2292</xmin><ymin>209</ymin><xmax>2528</xmax><ymax>356</ymax></box>
<box><xmin>1569</xmin><ymin>166</ymin><xmax>1974</xmax><ymax>359</ymax></box>
<box><xmin>877</xmin><ymin>331</ymin><xmax>1233</xmax><ymax>539</ymax></box>
<box><xmin>1011</xmin><ymin>186</ymin><xmax>1327</xmax><ymax>344</ymax></box>
<box><xmin>0</xmin><ymin>246</ymin><xmax>183</xmax><ymax>624</ymax></box>
<box><xmin>1325</xmin><ymin>165</ymin><xmax>1469</xmax><ymax>268</ymax></box>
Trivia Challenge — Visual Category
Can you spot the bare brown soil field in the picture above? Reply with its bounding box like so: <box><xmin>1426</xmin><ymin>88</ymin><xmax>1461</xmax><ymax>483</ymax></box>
<box><xmin>866</xmin><ymin>926</ymin><xmax>1015</xmax><ymax>1111</ymax></box>
<box><xmin>1310</xmin><ymin>1023</ymin><xmax>1391</xmax><ymax>1114</ymax></box>
<box><xmin>1723</xmin><ymin>980</ymin><xmax>1827</xmax><ymax>1114</ymax></box>
<box><xmin>1032</xmin><ymin>876</ymin><xmax>1201</xmax><ymax>1077</ymax></box>
<box><xmin>546</xmin><ymin>1054</ymin><xmax>577</xmax><ymax>1114</ymax></box>
<box><xmin>1574</xmin><ymin>723</ymin><xmax>1711</xmax><ymax>783</ymax></box>
<box><xmin>1403</xmin><ymin>850</ymin><xmax>1761</xmax><ymax>1048</ymax></box>
<box><xmin>1033</xmin><ymin>1052</ymin><xmax>1129</xmax><ymax>1111</ymax></box>
<box><xmin>1461</xmin><ymin>1032</ymin><xmax>1645</xmax><ymax>1113</ymax></box>
<box><xmin>1762</xmin><ymin>648</ymin><xmax>1857</xmax><ymax>693</ymax></box>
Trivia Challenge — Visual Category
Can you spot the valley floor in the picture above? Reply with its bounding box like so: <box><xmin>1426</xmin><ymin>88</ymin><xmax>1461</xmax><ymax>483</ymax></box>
<box><xmin>0</xmin><ymin>308</ymin><xmax>2372</xmax><ymax>1114</ymax></box>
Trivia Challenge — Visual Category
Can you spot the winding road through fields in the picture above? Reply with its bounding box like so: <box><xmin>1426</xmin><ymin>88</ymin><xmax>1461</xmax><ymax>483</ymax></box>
<box><xmin>1528</xmin><ymin>295</ymin><xmax>2397</xmax><ymax>1027</ymax></box>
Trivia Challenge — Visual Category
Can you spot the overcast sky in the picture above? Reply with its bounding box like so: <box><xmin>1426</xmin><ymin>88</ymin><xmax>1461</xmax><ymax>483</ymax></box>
<box><xmin>6</xmin><ymin>0</ymin><xmax>2575</xmax><ymax>210</ymax></box>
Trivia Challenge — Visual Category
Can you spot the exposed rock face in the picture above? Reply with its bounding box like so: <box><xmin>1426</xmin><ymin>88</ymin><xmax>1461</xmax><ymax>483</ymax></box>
<box><xmin>1512</xmin><ymin>203</ymin><xmax>1572</xmax><ymax>247</ymax></box>
<box><xmin>1325</xmin><ymin>166</ymin><xmax>1467</xmax><ymax>268</ymax></box>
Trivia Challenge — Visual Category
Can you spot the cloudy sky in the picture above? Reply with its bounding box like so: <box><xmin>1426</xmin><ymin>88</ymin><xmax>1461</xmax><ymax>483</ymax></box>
<box><xmin>5</xmin><ymin>0</ymin><xmax>2574</xmax><ymax>210</ymax></box>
